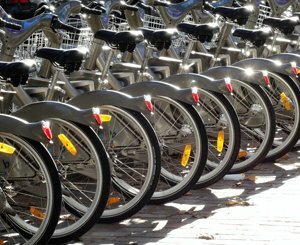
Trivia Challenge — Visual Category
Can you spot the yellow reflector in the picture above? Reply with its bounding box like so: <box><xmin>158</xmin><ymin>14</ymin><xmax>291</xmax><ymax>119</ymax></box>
<box><xmin>106</xmin><ymin>197</ymin><xmax>121</xmax><ymax>206</ymax></box>
<box><xmin>29</xmin><ymin>207</ymin><xmax>45</xmax><ymax>220</ymax></box>
<box><xmin>217</xmin><ymin>130</ymin><xmax>225</xmax><ymax>153</ymax></box>
<box><xmin>280</xmin><ymin>92</ymin><xmax>291</xmax><ymax>111</ymax></box>
<box><xmin>0</xmin><ymin>143</ymin><xmax>15</xmax><ymax>155</ymax></box>
<box><xmin>100</xmin><ymin>114</ymin><xmax>112</xmax><ymax>122</ymax></box>
<box><xmin>58</xmin><ymin>134</ymin><xmax>77</xmax><ymax>156</ymax></box>
<box><xmin>181</xmin><ymin>144</ymin><xmax>192</xmax><ymax>167</ymax></box>
<box><xmin>238</xmin><ymin>151</ymin><xmax>247</xmax><ymax>159</ymax></box>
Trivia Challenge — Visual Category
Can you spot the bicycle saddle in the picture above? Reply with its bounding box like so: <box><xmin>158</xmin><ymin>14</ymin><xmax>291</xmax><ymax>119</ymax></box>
<box><xmin>263</xmin><ymin>17</ymin><xmax>300</xmax><ymax>35</ymax></box>
<box><xmin>177</xmin><ymin>23</ymin><xmax>219</xmax><ymax>43</ymax></box>
<box><xmin>94</xmin><ymin>30</ymin><xmax>144</xmax><ymax>52</ymax></box>
<box><xmin>0</xmin><ymin>60</ymin><xmax>36</xmax><ymax>87</ymax></box>
<box><xmin>36</xmin><ymin>48</ymin><xmax>88</xmax><ymax>73</ymax></box>
<box><xmin>213</xmin><ymin>6</ymin><xmax>252</xmax><ymax>25</ymax></box>
<box><xmin>233</xmin><ymin>28</ymin><xmax>273</xmax><ymax>47</ymax></box>
<box><xmin>138</xmin><ymin>28</ymin><xmax>178</xmax><ymax>50</ymax></box>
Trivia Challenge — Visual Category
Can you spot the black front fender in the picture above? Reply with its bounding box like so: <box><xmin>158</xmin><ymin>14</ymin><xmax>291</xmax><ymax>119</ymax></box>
<box><xmin>120</xmin><ymin>81</ymin><xmax>196</xmax><ymax>105</ymax></box>
<box><xmin>67</xmin><ymin>90</ymin><xmax>149</xmax><ymax>113</ymax></box>
<box><xmin>270</xmin><ymin>53</ymin><xmax>300</xmax><ymax>64</ymax></box>
<box><xmin>233</xmin><ymin>58</ymin><xmax>293</xmax><ymax>76</ymax></box>
<box><xmin>202</xmin><ymin>66</ymin><xmax>268</xmax><ymax>87</ymax></box>
<box><xmin>11</xmin><ymin>101</ymin><xmax>98</xmax><ymax>128</ymax></box>
<box><xmin>0</xmin><ymin>114</ymin><xmax>48</xmax><ymax>144</ymax></box>
<box><xmin>162</xmin><ymin>73</ymin><xmax>231</xmax><ymax>94</ymax></box>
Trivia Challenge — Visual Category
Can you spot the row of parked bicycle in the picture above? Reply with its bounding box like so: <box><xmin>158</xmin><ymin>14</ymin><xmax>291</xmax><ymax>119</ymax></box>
<box><xmin>1</xmin><ymin>0</ymin><xmax>300</xmax><ymax>244</ymax></box>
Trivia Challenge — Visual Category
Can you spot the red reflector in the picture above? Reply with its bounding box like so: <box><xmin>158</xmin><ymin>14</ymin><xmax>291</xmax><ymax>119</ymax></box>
<box><xmin>225</xmin><ymin>77</ymin><xmax>233</xmax><ymax>94</ymax></box>
<box><xmin>144</xmin><ymin>95</ymin><xmax>153</xmax><ymax>112</ymax></box>
<box><xmin>191</xmin><ymin>87</ymin><xmax>200</xmax><ymax>103</ymax></box>
<box><xmin>291</xmin><ymin>62</ymin><xmax>299</xmax><ymax>76</ymax></box>
<box><xmin>262</xmin><ymin>70</ymin><xmax>270</xmax><ymax>86</ymax></box>
<box><xmin>42</xmin><ymin>121</ymin><xmax>53</xmax><ymax>143</ymax></box>
<box><xmin>92</xmin><ymin>107</ymin><xmax>102</xmax><ymax>126</ymax></box>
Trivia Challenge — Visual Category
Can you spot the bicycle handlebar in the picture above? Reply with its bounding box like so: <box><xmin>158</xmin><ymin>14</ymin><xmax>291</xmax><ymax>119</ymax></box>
<box><xmin>81</xmin><ymin>5</ymin><xmax>106</xmax><ymax>15</ymax></box>
<box><xmin>51</xmin><ymin>17</ymin><xmax>80</xmax><ymax>33</ymax></box>
<box><xmin>0</xmin><ymin>18</ymin><xmax>22</xmax><ymax>30</ymax></box>
<box><xmin>120</xmin><ymin>3</ymin><xmax>139</xmax><ymax>12</ymax></box>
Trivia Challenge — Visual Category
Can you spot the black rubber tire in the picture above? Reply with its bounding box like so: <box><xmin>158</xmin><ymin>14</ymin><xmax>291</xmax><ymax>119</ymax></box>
<box><xmin>1</xmin><ymin>137</ymin><xmax>62</xmax><ymax>245</ymax></box>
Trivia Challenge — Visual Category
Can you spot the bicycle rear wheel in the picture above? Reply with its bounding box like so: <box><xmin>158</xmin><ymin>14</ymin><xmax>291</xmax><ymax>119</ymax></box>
<box><xmin>0</xmin><ymin>133</ymin><xmax>61</xmax><ymax>245</ymax></box>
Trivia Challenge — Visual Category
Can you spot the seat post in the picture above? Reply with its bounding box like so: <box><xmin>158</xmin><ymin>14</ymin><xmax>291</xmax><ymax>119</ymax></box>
<box><xmin>45</xmin><ymin>68</ymin><xmax>62</xmax><ymax>101</ymax></box>
<box><xmin>137</xmin><ymin>44</ymin><xmax>153</xmax><ymax>83</ymax></box>
<box><xmin>210</xmin><ymin>22</ymin><xmax>234</xmax><ymax>67</ymax></box>
<box><xmin>179</xmin><ymin>40</ymin><xmax>195</xmax><ymax>74</ymax></box>
<box><xmin>100</xmin><ymin>47</ymin><xmax>114</xmax><ymax>82</ymax></box>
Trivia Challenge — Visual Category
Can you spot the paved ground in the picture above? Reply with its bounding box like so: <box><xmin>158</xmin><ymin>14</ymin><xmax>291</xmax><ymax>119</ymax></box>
<box><xmin>77</xmin><ymin>149</ymin><xmax>300</xmax><ymax>245</ymax></box>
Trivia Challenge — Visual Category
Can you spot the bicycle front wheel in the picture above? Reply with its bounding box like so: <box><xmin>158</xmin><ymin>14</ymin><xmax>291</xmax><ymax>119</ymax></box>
<box><xmin>148</xmin><ymin>96</ymin><xmax>208</xmax><ymax>204</ymax></box>
<box><xmin>263</xmin><ymin>72</ymin><xmax>300</xmax><ymax>161</ymax></box>
<box><xmin>97</xmin><ymin>106</ymin><xmax>161</xmax><ymax>223</ymax></box>
<box><xmin>227</xmin><ymin>81</ymin><xmax>276</xmax><ymax>173</ymax></box>
<box><xmin>43</xmin><ymin>119</ymin><xmax>111</xmax><ymax>244</ymax></box>
<box><xmin>193</xmin><ymin>90</ymin><xmax>241</xmax><ymax>188</ymax></box>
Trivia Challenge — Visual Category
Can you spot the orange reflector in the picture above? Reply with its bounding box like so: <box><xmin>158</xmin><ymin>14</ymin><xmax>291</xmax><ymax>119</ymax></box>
<box><xmin>0</xmin><ymin>143</ymin><xmax>15</xmax><ymax>154</ymax></box>
<box><xmin>107</xmin><ymin>197</ymin><xmax>121</xmax><ymax>206</ymax></box>
<box><xmin>181</xmin><ymin>144</ymin><xmax>192</xmax><ymax>167</ymax></box>
<box><xmin>280</xmin><ymin>92</ymin><xmax>292</xmax><ymax>111</ymax></box>
<box><xmin>238</xmin><ymin>151</ymin><xmax>247</xmax><ymax>159</ymax></box>
<box><xmin>0</xmin><ymin>240</ymin><xmax>4</xmax><ymax>245</ymax></box>
<box><xmin>100</xmin><ymin>114</ymin><xmax>112</xmax><ymax>122</ymax></box>
<box><xmin>217</xmin><ymin>130</ymin><xmax>225</xmax><ymax>152</ymax></box>
<box><xmin>58</xmin><ymin>134</ymin><xmax>77</xmax><ymax>156</ymax></box>
<box><xmin>29</xmin><ymin>207</ymin><xmax>45</xmax><ymax>220</ymax></box>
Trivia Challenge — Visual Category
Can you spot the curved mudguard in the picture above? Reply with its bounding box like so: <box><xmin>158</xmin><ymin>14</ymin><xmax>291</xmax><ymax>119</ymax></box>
<box><xmin>67</xmin><ymin>90</ymin><xmax>149</xmax><ymax>113</ymax></box>
<box><xmin>120</xmin><ymin>81</ymin><xmax>196</xmax><ymax>105</ymax></box>
<box><xmin>162</xmin><ymin>73</ymin><xmax>231</xmax><ymax>95</ymax></box>
<box><xmin>11</xmin><ymin>101</ymin><xmax>99</xmax><ymax>128</ymax></box>
<box><xmin>269</xmin><ymin>53</ymin><xmax>300</xmax><ymax>65</ymax></box>
<box><xmin>0</xmin><ymin>114</ymin><xmax>48</xmax><ymax>144</ymax></box>
<box><xmin>233</xmin><ymin>58</ymin><xmax>293</xmax><ymax>76</ymax></box>
<box><xmin>202</xmin><ymin>66</ymin><xmax>268</xmax><ymax>87</ymax></box>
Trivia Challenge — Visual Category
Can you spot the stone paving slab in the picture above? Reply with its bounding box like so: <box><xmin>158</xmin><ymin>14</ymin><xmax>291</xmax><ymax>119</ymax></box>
<box><xmin>76</xmin><ymin>149</ymin><xmax>300</xmax><ymax>245</ymax></box>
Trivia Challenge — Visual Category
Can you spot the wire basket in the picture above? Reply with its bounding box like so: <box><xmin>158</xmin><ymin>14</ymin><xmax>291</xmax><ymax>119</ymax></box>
<box><xmin>14</xmin><ymin>17</ymin><xmax>93</xmax><ymax>61</ymax></box>
<box><xmin>108</xmin><ymin>15</ymin><xmax>130</xmax><ymax>31</ymax></box>
<box><xmin>61</xmin><ymin>17</ymin><xmax>94</xmax><ymax>49</ymax></box>
<box><xmin>14</xmin><ymin>31</ymin><xmax>49</xmax><ymax>60</ymax></box>
<box><xmin>256</xmin><ymin>2</ymin><xmax>272</xmax><ymax>28</ymax></box>
<box><xmin>143</xmin><ymin>13</ymin><xmax>194</xmax><ymax>53</ymax></box>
